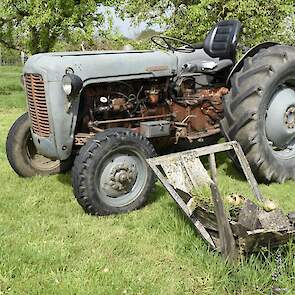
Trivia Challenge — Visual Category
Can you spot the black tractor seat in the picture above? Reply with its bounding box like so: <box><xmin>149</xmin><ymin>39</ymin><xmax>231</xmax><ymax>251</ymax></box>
<box><xmin>183</xmin><ymin>20</ymin><xmax>241</xmax><ymax>74</ymax></box>
<box><xmin>204</xmin><ymin>20</ymin><xmax>241</xmax><ymax>61</ymax></box>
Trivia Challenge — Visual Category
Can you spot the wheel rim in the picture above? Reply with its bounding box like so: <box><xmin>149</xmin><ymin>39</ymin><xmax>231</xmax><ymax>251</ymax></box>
<box><xmin>25</xmin><ymin>132</ymin><xmax>60</xmax><ymax>171</ymax></box>
<box><xmin>95</xmin><ymin>146</ymin><xmax>148</xmax><ymax>207</ymax></box>
<box><xmin>265</xmin><ymin>83</ymin><xmax>295</xmax><ymax>159</ymax></box>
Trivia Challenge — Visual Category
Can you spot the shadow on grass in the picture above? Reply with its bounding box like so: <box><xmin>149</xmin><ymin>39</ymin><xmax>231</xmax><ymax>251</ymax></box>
<box><xmin>201</xmin><ymin>150</ymin><xmax>246</xmax><ymax>182</ymax></box>
<box><xmin>147</xmin><ymin>182</ymin><xmax>167</xmax><ymax>204</ymax></box>
<box><xmin>57</xmin><ymin>172</ymin><xmax>72</xmax><ymax>187</ymax></box>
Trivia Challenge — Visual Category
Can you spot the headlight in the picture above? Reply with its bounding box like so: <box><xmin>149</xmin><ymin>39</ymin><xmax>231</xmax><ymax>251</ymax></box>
<box><xmin>62</xmin><ymin>74</ymin><xmax>83</xmax><ymax>97</ymax></box>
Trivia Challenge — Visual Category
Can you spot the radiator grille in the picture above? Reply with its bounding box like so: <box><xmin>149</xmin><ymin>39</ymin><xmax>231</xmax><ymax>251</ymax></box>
<box><xmin>25</xmin><ymin>74</ymin><xmax>50</xmax><ymax>137</ymax></box>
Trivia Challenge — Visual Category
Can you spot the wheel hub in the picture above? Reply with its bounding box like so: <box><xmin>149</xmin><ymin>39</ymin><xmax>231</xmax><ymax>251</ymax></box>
<box><xmin>284</xmin><ymin>106</ymin><xmax>295</xmax><ymax>129</ymax></box>
<box><xmin>101</xmin><ymin>156</ymin><xmax>138</xmax><ymax>198</ymax></box>
<box><xmin>265</xmin><ymin>87</ymin><xmax>295</xmax><ymax>150</ymax></box>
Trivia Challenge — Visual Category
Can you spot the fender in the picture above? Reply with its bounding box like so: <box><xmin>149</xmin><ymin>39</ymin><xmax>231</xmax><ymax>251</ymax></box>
<box><xmin>226</xmin><ymin>42</ymin><xmax>279</xmax><ymax>85</ymax></box>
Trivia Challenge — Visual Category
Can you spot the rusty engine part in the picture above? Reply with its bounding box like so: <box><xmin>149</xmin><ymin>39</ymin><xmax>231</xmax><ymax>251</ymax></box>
<box><xmin>75</xmin><ymin>77</ymin><xmax>228</xmax><ymax>147</ymax></box>
<box><xmin>74</xmin><ymin>133</ymin><xmax>95</xmax><ymax>146</ymax></box>
<box><xmin>146</xmin><ymin>88</ymin><xmax>160</xmax><ymax>105</ymax></box>
<box><xmin>78</xmin><ymin>79</ymin><xmax>170</xmax><ymax>132</ymax></box>
<box><xmin>172</xmin><ymin>86</ymin><xmax>228</xmax><ymax>133</ymax></box>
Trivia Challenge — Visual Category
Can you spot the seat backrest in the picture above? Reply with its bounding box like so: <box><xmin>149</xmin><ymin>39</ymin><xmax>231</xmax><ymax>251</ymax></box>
<box><xmin>203</xmin><ymin>20</ymin><xmax>241</xmax><ymax>60</ymax></box>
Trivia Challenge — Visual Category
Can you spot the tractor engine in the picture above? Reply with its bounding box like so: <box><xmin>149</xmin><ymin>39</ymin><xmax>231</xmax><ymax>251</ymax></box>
<box><xmin>76</xmin><ymin>77</ymin><xmax>228</xmax><ymax>146</ymax></box>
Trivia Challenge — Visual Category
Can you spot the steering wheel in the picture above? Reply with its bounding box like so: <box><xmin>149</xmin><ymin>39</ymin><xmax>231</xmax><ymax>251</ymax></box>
<box><xmin>151</xmin><ymin>35</ymin><xmax>195</xmax><ymax>53</ymax></box>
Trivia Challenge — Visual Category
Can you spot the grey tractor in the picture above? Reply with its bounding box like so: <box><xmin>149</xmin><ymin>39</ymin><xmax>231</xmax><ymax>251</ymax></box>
<box><xmin>6</xmin><ymin>20</ymin><xmax>295</xmax><ymax>215</ymax></box>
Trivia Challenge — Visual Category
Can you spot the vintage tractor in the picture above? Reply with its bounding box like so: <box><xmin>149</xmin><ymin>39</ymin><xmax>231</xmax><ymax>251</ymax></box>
<box><xmin>6</xmin><ymin>20</ymin><xmax>295</xmax><ymax>215</ymax></box>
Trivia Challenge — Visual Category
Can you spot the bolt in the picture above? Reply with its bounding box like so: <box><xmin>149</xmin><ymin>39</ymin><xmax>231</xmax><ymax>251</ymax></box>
<box><xmin>120</xmin><ymin>174</ymin><xmax>127</xmax><ymax>182</ymax></box>
<box><xmin>112</xmin><ymin>183</ymin><xmax>119</xmax><ymax>190</ymax></box>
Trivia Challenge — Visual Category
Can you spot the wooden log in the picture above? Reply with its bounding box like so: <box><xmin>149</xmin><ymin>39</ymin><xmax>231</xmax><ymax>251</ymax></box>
<box><xmin>240</xmin><ymin>229</ymin><xmax>295</xmax><ymax>253</ymax></box>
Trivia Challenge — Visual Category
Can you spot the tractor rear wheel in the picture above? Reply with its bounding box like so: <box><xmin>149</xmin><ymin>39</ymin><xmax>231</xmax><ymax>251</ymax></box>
<box><xmin>6</xmin><ymin>112</ymin><xmax>73</xmax><ymax>177</ymax></box>
<box><xmin>72</xmin><ymin>128</ymin><xmax>156</xmax><ymax>215</ymax></box>
<box><xmin>221</xmin><ymin>45</ymin><xmax>295</xmax><ymax>183</ymax></box>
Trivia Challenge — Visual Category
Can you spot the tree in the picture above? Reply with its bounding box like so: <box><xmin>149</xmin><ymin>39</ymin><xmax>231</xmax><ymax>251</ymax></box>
<box><xmin>136</xmin><ymin>29</ymin><xmax>158</xmax><ymax>40</ymax></box>
<box><xmin>114</xmin><ymin>0</ymin><xmax>295</xmax><ymax>47</ymax></box>
<box><xmin>0</xmin><ymin>0</ymin><xmax>110</xmax><ymax>54</ymax></box>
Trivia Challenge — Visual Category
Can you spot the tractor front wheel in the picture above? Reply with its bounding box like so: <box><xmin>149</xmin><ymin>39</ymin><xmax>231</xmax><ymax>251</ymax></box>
<box><xmin>6</xmin><ymin>112</ymin><xmax>72</xmax><ymax>177</ymax></box>
<box><xmin>72</xmin><ymin>128</ymin><xmax>156</xmax><ymax>215</ymax></box>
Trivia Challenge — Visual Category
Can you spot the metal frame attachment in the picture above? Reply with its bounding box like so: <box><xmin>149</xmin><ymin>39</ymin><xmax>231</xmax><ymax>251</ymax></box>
<box><xmin>147</xmin><ymin>141</ymin><xmax>294</xmax><ymax>261</ymax></box>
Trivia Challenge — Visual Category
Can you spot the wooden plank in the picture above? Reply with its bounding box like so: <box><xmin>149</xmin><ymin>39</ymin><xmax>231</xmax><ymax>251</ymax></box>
<box><xmin>161</xmin><ymin>159</ymin><xmax>193</xmax><ymax>194</ymax></box>
<box><xmin>210</xmin><ymin>183</ymin><xmax>238</xmax><ymax>262</ymax></box>
<box><xmin>181</xmin><ymin>154</ymin><xmax>213</xmax><ymax>214</ymax></box>
<box><xmin>181</xmin><ymin>154</ymin><xmax>213</xmax><ymax>187</ymax></box>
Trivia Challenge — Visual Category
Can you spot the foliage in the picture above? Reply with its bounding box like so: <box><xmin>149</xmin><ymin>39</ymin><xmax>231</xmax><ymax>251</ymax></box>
<box><xmin>52</xmin><ymin>31</ymin><xmax>155</xmax><ymax>52</ymax></box>
<box><xmin>136</xmin><ymin>28</ymin><xmax>159</xmax><ymax>40</ymax></box>
<box><xmin>115</xmin><ymin>0</ymin><xmax>295</xmax><ymax>47</ymax></box>
<box><xmin>53</xmin><ymin>34</ymin><xmax>131</xmax><ymax>51</ymax></box>
<box><xmin>0</xmin><ymin>0</ymin><xmax>113</xmax><ymax>54</ymax></box>
<box><xmin>0</xmin><ymin>46</ymin><xmax>22</xmax><ymax>65</ymax></box>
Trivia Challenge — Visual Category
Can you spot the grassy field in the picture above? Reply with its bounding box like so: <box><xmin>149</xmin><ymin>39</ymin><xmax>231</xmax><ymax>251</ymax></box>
<box><xmin>0</xmin><ymin>66</ymin><xmax>294</xmax><ymax>295</ymax></box>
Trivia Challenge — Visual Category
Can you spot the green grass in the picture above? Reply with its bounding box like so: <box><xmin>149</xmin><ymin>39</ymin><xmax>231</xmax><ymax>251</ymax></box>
<box><xmin>0</xmin><ymin>66</ymin><xmax>295</xmax><ymax>294</ymax></box>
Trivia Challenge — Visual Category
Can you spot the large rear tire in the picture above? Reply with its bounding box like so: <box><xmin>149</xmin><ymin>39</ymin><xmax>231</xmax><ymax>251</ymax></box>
<box><xmin>72</xmin><ymin>128</ymin><xmax>156</xmax><ymax>215</ymax></box>
<box><xmin>221</xmin><ymin>45</ymin><xmax>295</xmax><ymax>183</ymax></box>
<box><xmin>6</xmin><ymin>112</ymin><xmax>73</xmax><ymax>177</ymax></box>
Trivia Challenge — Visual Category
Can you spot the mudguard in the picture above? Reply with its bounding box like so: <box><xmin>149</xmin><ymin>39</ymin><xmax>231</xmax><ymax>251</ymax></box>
<box><xmin>226</xmin><ymin>42</ymin><xmax>279</xmax><ymax>85</ymax></box>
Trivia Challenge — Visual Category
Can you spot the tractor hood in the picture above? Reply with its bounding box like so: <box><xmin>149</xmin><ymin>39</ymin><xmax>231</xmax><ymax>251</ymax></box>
<box><xmin>24</xmin><ymin>49</ymin><xmax>215</xmax><ymax>85</ymax></box>
<box><xmin>24</xmin><ymin>50</ymin><xmax>177</xmax><ymax>84</ymax></box>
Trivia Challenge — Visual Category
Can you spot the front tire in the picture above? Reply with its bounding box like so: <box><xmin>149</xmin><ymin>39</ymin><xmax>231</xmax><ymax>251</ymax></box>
<box><xmin>72</xmin><ymin>129</ymin><xmax>156</xmax><ymax>215</ymax></box>
<box><xmin>221</xmin><ymin>45</ymin><xmax>295</xmax><ymax>182</ymax></box>
<box><xmin>6</xmin><ymin>113</ymin><xmax>73</xmax><ymax>177</ymax></box>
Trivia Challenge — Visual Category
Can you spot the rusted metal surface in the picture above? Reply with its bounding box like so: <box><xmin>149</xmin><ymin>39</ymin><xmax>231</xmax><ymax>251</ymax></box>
<box><xmin>74</xmin><ymin>133</ymin><xmax>95</xmax><ymax>145</ymax></box>
<box><xmin>78</xmin><ymin>79</ymin><xmax>227</xmax><ymax>146</ymax></box>
<box><xmin>171</xmin><ymin>86</ymin><xmax>227</xmax><ymax>135</ymax></box>
<box><xmin>90</xmin><ymin>114</ymin><xmax>173</xmax><ymax>126</ymax></box>
<box><xmin>146</xmin><ymin>87</ymin><xmax>160</xmax><ymax>104</ymax></box>
<box><xmin>187</xmin><ymin>127</ymin><xmax>221</xmax><ymax>141</ymax></box>
<box><xmin>25</xmin><ymin>74</ymin><xmax>50</xmax><ymax>137</ymax></box>
<box><xmin>147</xmin><ymin>141</ymin><xmax>295</xmax><ymax>260</ymax></box>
